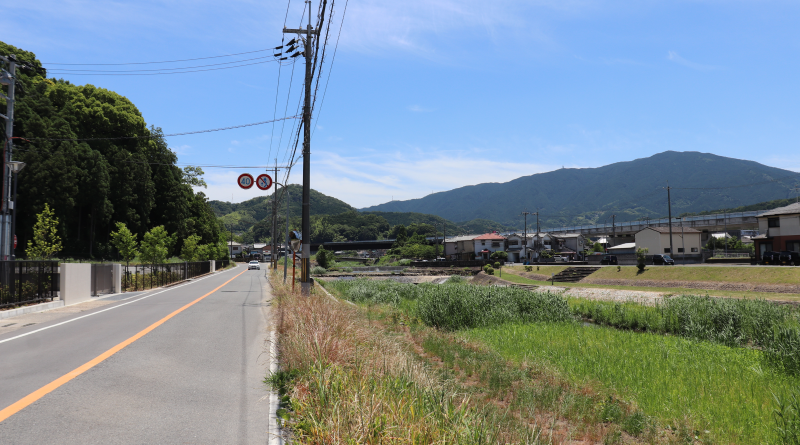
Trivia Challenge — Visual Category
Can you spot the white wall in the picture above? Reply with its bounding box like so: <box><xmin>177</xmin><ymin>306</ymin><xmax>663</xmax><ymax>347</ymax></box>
<box><xmin>60</xmin><ymin>263</ymin><xmax>92</xmax><ymax>306</ymax></box>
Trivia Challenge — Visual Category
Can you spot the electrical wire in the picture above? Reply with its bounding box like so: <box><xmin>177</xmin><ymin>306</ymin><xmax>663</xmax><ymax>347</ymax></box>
<box><xmin>312</xmin><ymin>0</ymin><xmax>348</xmax><ymax>139</ymax></box>
<box><xmin>47</xmin><ymin>55</ymin><xmax>282</xmax><ymax>73</ymax></box>
<box><xmin>15</xmin><ymin>115</ymin><xmax>300</xmax><ymax>141</ymax></box>
<box><xmin>44</xmin><ymin>48</ymin><xmax>278</xmax><ymax>66</ymax></box>
<box><xmin>46</xmin><ymin>60</ymin><xmax>290</xmax><ymax>76</ymax></box>
<box><xmin>268</xmin><ymin>0</ymin><xmax>296</xmax><ymax>164</ymax></box>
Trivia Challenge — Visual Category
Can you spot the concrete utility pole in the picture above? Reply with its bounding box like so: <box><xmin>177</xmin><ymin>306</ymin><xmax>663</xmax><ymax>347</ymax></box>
<box><xmin>611</xmin><ymin>214</ymin><xmax>616</xmax><ymax>248</ymax></box>
<box><xmin>666</xmin><ymin>184</ymin><xmax>674</xmax><ymax>258</ymax></box>
<box><xmin>272</xmin><ymin>160</ymin><xmax>278</xmax><ymax>269</ymax></box>
<box><xmin>1</xmin><ymin>55</ymin><xmax>16</xmax><ymax>260</ymax></box>
<box><xmin>285</xmin><ymin>0</ymin><xmax>320</xmax><ymax>294</ymax></box>
<box><xmin>284</xmin><ymin>184</ymin><xmax>290</xmax><ymax>282</ymax></box>
<box><xmin>521</xmin><ymin>210</ymin><xmax>531</xmax><ymax>263</ymax></box>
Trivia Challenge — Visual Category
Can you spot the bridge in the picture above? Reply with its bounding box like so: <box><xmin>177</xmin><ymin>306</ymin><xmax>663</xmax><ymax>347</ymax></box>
<box><xmin>541</xmin><ymin>210</ymin><xmax>763</xmax><ymax>243</ymax></box>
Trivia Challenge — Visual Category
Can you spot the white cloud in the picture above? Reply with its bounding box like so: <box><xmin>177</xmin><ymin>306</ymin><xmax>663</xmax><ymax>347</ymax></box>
<box><xmin>308</xmin><ymin>150</ymin><xmax>566</xmax><ymax>208</ymax></box>
<box><xmin>408</xmin><ymin>105</ymin><xmax>434</xmax><ymax>113</ymax></box>
<box><xmin>667</xmin><ymin>51</ymin><xmax>721</xmax><ymax>71</ymax></box>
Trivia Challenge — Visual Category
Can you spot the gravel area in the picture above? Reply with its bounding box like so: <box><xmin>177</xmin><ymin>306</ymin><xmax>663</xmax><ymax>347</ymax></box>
<box><xmin>550</xmin><ymin>286</ymin><xmax>666</xmax><ymax>305</ymax></box>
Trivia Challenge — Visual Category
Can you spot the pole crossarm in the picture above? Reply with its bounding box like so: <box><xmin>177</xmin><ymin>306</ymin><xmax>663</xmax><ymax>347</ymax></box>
<box><xmin>283</xmin><ymin>28</ymin><xmax>319</xmax><ymax>35</ymax></box>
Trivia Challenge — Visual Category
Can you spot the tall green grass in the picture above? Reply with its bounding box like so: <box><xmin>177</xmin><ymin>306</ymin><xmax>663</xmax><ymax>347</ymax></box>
<box><xmin>571</xmin><ymin>296</ymin><xmax>800</xmax><ymax>374</ymax></box>
<box><xmin>468</xmin><ymin>322</ymin><xmax>800</xmax><ymax>443</ymax></box>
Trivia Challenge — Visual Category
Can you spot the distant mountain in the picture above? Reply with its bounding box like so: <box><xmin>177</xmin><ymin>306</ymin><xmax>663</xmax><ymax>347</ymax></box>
<box><xmin>360</xmin><ymin>151</ymin><xmax>800</xmax><ymax>228</ymax></box>
<box><xmin>210</xmin><ymin>184</ymin><xmax>356</xmax><ymax>233</ymax></box>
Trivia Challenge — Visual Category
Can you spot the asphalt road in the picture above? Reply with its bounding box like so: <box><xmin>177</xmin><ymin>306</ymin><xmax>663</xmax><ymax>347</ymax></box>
<box><xmin>0</xmin><ymin>265</ymin><xmax>277</xmax><ymax>444</ymax></box>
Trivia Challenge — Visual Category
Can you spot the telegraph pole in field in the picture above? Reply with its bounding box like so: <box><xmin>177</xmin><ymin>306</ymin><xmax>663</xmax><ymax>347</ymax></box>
<box><xmin>284</xmin><ymin>1</ymin><xmax>319</xmax><ymax>293</ymax></box>
<box><xmin>666</xmin><ymin>184</ymin><xmax>674</xmax><ymax>258</ymax></box>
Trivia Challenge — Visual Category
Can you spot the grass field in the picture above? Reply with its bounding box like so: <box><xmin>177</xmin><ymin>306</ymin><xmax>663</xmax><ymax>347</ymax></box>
<box><xmin>467</xmin><ymin>322</ymin><xmax>800</xmax><ymax>443</ymax></box>
<box><xmin>589</xmin><ymin>265</ymin><xmax>800</xmax><ymax>284</ymax></box>
<box><xmin>504</xmin><ymin>265</ymin><xmax>570</xmax><ymax>275</ymax></box>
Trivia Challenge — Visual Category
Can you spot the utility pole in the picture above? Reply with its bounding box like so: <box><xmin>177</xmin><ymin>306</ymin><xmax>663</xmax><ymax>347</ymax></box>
<box><xmin>724</xmin><ymin>209</ymin><xmax>728</xmax><ymax>257</ymax></box>
<box><xmin>284</xmin><ymin>185</ymin><xmax>290</xmax><ymax>282</ymax></box>
<box><xmin>285</xmin><ymin>0</ymin><xmax>319</xmax><ymax>294</ymax></box>
<box><xmin>521</xmin><ymin>210</ymin><xmax>531</xmax><ymax>263</ymax></box>
<box><xmin>667</xmin><ymin>184</ymin><xmax>674</xmax><ymax>258</ymax></box>
<box><xmin>611</xmin><ymin>214</ymin><xmax>616</xmax><ymax>248</ymax></box>
<box><xmin>1</xmin><ymin>55</ymin><xmax>16</xmax><ymax>260</ymax></box>
<box><xmin>270</xmin><ymin>159</ymin><xmax>278</xmax><ymax>269</ymax></box>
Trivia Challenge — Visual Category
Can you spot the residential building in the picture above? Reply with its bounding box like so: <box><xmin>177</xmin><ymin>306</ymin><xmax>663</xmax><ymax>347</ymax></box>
<box><xmin>505</xmin><ymin>233</ymin><xmax>526</xmax><ymax>263</ymax></box>
<box><xmin>752</xmin><ymin>203</ymin><xmax>800</xmax><ymax>261</ymax></box>
<box><xmin>635</xmin><ymin>226</ymin><xmax>702</xmax><ymax>255</ymax></box>
<box><xmin>528</xmin><ymin>233</ymin><xmax>554</xmax><ymax>261</ymax></box>
<box><xmin>227</xmin><ymin>241</ymin><xmax>243</xmax><ymax>257</ymax></box>
<box><xmin>249</xmin><ymin>243</ymin><xmax>268</xmax><ymax>259</ymax></box>
<box><xmin>473</xmin><ymin>233</ymin><xmax>506</xmax><ymax>260</ymax></box>
<box><xmin>557</xmin><ymin>233</ymin><xmax>588</xmax><ymax>257</ymax></box>
<box><xmin>444</xmin><ymin>234</ymin><xmax>478</xmax><ymax>260</ymax></box>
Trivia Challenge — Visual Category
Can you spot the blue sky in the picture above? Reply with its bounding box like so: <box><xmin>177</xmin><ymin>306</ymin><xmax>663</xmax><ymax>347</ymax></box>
<box><xmin>4</xmin><ymin>0</ymin><xmax>799</xmax><ymax>208</ymax></box>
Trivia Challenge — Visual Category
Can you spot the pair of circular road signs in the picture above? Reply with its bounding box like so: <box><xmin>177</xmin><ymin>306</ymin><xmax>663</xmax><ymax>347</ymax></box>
<box><xmin>238</xmin><ymin>173</ymin><xmax>273</xmax><ymax>190</ymax></box>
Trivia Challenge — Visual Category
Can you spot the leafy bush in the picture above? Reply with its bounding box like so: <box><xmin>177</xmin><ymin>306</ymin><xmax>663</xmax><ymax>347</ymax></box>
<box><xmin>493</xmin><ymin>262</ymin><xmax>501</xmax><ymax>269</ymax></box>
<box><xmin>445</xmin><ymin>275</ymin><xmax>464</xmax><ymax>284</ymax></box>
<box><xmin>416</xmin><ymin>285</ymin><xmax>572</xmax><ymax>331</ymax></box>
<box><xmin>397</xmin><ymin>259</ymin><xmax>412</xmax><ymax>266</ymax></box>
<box><xmin>484</xmin><ymin>266</ymin><xmax>494</xmax><ymax>275</ymax></box>
<box><xmin>490</xmin><ymin>251</ymin><xmax>508</xmax><ymax>262</ymax></box>
<box><xmin>635</xmin><ymin>248</ymin><xmax>648</xmax><ymax>271</ymax></box>
<box><xmin>315</xmin><ymin>247</ymin><xmax>331</xmax><ymax>269</ymax></box>
<box><xmin>310</xmin><ymin>266</ymin><xmax>327</xmax><ymax>275</ymax></box>
<box><xmin>524</xmin><ymin>266</ymin><xmax>533</xmax><ymax>272</ymax></box>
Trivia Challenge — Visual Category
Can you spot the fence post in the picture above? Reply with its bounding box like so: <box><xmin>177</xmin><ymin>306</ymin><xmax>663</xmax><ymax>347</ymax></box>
<box><xmin>209</xmin><ymin>260</ymin><xmax>216</xmax><ymax>273</ymax></box>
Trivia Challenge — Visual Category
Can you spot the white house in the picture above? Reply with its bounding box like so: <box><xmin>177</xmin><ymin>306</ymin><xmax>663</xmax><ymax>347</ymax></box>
<box><xmin>227</xmin><ymin>241</ymin><xmax>243</xmax><ymax>257</ymax></box>
<box><xmin>635</xmin><ymin>226</ymin><xmax>702</xmax><ymax>255</ymax></box>
<box><xmin>473</xmin><ymin>233</ymin><xmax>506</xmax><ymax>260</ymax></box>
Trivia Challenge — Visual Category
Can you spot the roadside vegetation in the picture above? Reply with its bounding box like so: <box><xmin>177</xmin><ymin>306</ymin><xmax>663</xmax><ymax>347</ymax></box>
<box><xmin>314</xmin><ymin>278</ymin><xmax>800</xmax><ymax>443</ymax></box>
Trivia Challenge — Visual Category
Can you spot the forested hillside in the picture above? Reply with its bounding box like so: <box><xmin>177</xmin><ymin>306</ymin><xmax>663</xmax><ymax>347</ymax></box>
<box><xmin>362</xmin><ymin>151</ymin><xmax>800</xmax><ymax>228</ymax></box>
<box><xmin>2</xmin><ymin>41</ymin><xmax>221</xmax><ymax>258</ymax></box>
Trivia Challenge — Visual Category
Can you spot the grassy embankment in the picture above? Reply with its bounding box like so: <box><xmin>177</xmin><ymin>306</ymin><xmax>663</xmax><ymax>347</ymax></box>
<box><xmin>267</xmin><ymin>274</ymin><xmax>553</xmax><ymax>443</ymax></box>
<box><xmin>500</xmin><ymin>266</ymin><xmax>800</xmax><ymax>301</ymax></box>
<box><xmin>318</xmin><ymin>278</ymin><xmax>800</xmax><ymax>444</ymax></box>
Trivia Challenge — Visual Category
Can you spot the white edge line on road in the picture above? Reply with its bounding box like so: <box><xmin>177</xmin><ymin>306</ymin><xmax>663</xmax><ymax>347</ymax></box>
<box><xmin>0</xmin><ymin>266</ymin><xmax>240</xmax><ymax>346</ymax></box>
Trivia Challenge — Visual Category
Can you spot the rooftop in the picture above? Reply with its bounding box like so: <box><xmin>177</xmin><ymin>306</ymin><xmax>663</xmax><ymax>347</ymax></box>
<box><xmin>758</xmin><ymin>202</ymin><xmax>800</xmax><ymax>217</ymax></box>
<box><xmin>608</xmin><ymin>242</ymin><xmax>637</xmax><ymax>250</ymax></box>
<box><xmin>446</xmin><ymin>234</ymin><xmax>480</xmax><ymax>242</ymax></box>
<box><xmin>474</xmin><ymin>233</ymin><xmax>506</xmax><ymax>240</ymax></box>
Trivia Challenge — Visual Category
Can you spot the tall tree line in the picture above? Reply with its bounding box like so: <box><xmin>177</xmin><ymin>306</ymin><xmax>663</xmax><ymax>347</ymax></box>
<box><xmin>2</xmin><ymin>41</ymin><xmax>220</xmax><ymax>258</ymax></box>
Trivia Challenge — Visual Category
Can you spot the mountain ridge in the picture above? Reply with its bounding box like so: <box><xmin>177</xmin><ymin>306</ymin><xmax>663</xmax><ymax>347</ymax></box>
<box><xmin>360</xmin><ymin>151</ymin><xmax>800</xmax><ymax>227</ymax></box>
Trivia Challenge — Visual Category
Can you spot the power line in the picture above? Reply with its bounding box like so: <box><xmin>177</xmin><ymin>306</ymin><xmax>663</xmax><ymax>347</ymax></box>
<box><xmin>47</xmin><ymin>55</ymin><xmax>283</xmax><ymax>73</ymax></box>
<box><xmin>312</xmin><ymin>0</ymin><xmax>348</xmax><ymax>139</ymax></box>
<box><xmin>44</xmin><ymin>48</ymin><xmax>279</xmax><ymax>66</ymax></box>
<box><xmin>14</xmin><ymin>115</ymin><xmax>300</xmax><ymax>141</ymax></box>
<box><xmin>46</xmin><ymin>59</ymin><xmax>289</xmax><ymax>76</ymax></box>
<box><xmin>269</xmin><ymin>0</ymin><xmax>296</xmax><ymax>164</ymax></box>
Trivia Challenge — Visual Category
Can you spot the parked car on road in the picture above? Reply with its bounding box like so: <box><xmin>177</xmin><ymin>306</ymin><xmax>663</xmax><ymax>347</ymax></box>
<box><xmin>761</xmin><ymin>251</ymin><xmax>780</xmax><ymax>265</ymax></box>
<box><xmin>778</xmin><ymin>251</ymin><xmax>800</xmax><ymax>265</ymax></box>
<box><xmin>248</xmin><ymin>260</ymin><xmax>260</xmax><ymax>270</ymax></box>
<box><xmin>653</xmin><ymin>254</ymin><xmax>675</xmax><ymax>265</ymax></box>
<box><xmin>600</xmin><ymin>255</ymin><xmax>618</xmax><ymax>265</ymax></box>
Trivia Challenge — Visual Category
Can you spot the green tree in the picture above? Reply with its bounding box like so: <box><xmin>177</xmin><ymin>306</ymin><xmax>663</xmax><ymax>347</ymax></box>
<box><xmin>636</xmin><ymin>247</ymin><xmax>649</xmax><ymax>271</ymax></box>
<box><xmin>592</xmin><ymin>242</ymin><xmax>604</xmax><ymax>253</ymax></box>
<box><xmin>26</xmin><ymin>203</ymin><xmax>62</xmax><ymax>259</ymax></box>
<box><xmin>110</xmin><ymin>222</ymin><xmax>138</xmax><ymax>265</ymax></box>
<box><xmin>490</xmin><ymin>251</ymin><xmax>508</xmax><ymax>262</ymax></box>
<box><xmin>181</xmin><ymin>234</ymin><xmax>202</xmax><ymax>262</ymax></box>
<box><xmin>139</xmin><ymin>226</ymin><xmax>172</xmax><ymax>265</ymax></box>
<box><xmin>316</xmin><ymin>246</ymin><xmax>331</xmax><ymax>269</ymax></box>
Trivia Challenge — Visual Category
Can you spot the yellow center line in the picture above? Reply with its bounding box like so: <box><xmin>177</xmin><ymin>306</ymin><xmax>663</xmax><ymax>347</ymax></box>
<box><xmin>0</xmin><ymin>268</ymin><xmax>248</xmax><ymax>423</ymax></box>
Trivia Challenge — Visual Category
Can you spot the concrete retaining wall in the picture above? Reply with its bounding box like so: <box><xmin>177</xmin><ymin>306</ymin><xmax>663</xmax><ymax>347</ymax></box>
<box><xmin>60</xmin><ymin>263</ymin><xmax>92</xmax><ymax>305</ymax></box>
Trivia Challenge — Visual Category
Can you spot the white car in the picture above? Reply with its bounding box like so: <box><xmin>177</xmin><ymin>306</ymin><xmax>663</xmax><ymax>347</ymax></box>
<box><xmin>248</xmin><ymin>260</ymin><xmax>260</xmax><ymax>270</ymax></box>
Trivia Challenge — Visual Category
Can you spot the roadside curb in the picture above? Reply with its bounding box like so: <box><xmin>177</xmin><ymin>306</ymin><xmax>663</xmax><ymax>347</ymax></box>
<box><xmin>0</xmin><ymin>300</ymin><xmax>65</xmax><ymax>321</ymax></box>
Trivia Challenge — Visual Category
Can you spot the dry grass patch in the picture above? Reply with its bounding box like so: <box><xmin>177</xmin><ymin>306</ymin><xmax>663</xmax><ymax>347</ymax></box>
<box><xmin>268</xmin><ymin>275</ymin><xmax>547</xmax><ymax>444</ymax></box>
<box><xmin>590</xmin><ymin>265</ymin><xmax>800</xmax><ymax>285</ymax></box>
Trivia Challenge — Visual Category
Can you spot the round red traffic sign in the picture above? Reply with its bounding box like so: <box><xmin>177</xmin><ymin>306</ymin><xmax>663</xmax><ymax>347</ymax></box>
<box><xmin>14</xmin><ymin>234</ymin><xmax>17</xmax><ymax>249</ymax></box>
<box><xmin>256</xmin><ymin>174</ymin><xmax>273</xmax><ymax>191</ymax></box>
<box><xmin>237</xmin><ymin>173</ymin><xmax>254</xmax><ymax>189</ymax></box>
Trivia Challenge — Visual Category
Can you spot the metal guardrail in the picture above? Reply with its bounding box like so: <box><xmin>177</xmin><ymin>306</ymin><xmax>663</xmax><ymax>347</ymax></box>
<box><xmin>122</xmin><ymin>262</ymin><xmax>211</xmax><ymax>292</ymax></box>
<box><xmin>0</xmin><ymin>261</ymin><xmax>60</xmax><ymax>309</ymax></box>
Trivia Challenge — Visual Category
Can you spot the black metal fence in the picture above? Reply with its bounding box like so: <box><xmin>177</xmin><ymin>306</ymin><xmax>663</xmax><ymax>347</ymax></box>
<box><xmin>0</xmin><ymin>261</ymin><xmax>60</xmax><ymax>309</ymax></box>
<box><xmin>91</xmin><ymin>264</ymin><xmax>114</xmax><ymax>296</ymax></box>
<box><xmin>217</xmin><ymin>259</ymin><xmax>230</xmax><ymax>269</ymax></box>
<box><xmin>122</xmin><ymin>261</ymin><xmax>212</xmax><ymax>292</ymax></box>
